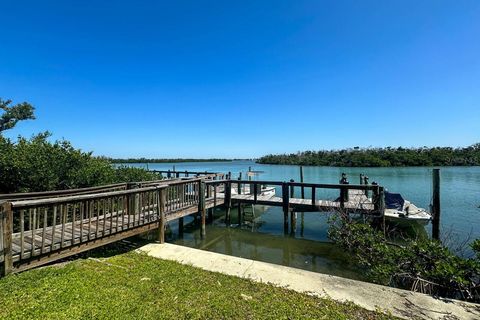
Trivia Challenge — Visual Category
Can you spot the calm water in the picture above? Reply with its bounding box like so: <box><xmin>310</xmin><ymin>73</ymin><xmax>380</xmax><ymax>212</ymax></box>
<box><xmin>129</xmin><ymin>160</ymin><xmax>480</xmax><ymax>278</ymax></box>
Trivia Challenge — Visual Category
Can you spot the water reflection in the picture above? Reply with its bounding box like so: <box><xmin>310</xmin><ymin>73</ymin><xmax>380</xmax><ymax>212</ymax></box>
<box><xmin>166</xmin><ymin>206</ymin><xmax>364</xmax><ymax>280</ymax></box>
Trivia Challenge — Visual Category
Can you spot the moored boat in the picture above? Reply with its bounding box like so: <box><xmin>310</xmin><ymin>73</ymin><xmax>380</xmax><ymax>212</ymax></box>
<box><xmin>383</xmin><ymin>191</ymin><xmax>431</xmax><ymax>226</ymax></box>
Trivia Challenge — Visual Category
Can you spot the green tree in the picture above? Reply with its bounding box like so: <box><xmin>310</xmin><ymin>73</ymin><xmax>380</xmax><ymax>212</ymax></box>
<box><xmin>0</xmin><ymin>98</ymin><xmax>35</xmax><ymax>133</ymax></box>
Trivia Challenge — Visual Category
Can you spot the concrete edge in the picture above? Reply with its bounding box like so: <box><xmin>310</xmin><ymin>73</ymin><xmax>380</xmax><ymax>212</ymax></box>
<box><xmin>137</xmin><ymin>243</ymin><xmax>480</xmax><ymax>320</ymax></box>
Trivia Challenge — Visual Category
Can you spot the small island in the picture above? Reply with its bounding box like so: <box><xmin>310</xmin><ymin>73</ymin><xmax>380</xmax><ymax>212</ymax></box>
<box><xmin>257</xmin><ymin>144</ymin><xmax>480</xmax><ymax>167</ymax></box>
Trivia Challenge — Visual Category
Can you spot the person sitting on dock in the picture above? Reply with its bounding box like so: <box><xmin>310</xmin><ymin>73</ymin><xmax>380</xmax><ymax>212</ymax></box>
<box><xmin>339</xmin><ymin>173</ymin><xmax>349</xmax><ymax>184</ymax></box>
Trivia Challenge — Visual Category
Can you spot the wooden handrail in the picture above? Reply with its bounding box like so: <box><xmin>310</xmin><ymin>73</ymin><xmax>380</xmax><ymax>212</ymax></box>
<box><xmin>10</xmin><ymin>185</ymin><xmax>168</xmax><ymax>208</ymax></box>
<box><xmin>0</xmin><ymin>183</ymin><xmax>128</xmax><ymax>201</ymax></box>
<box><xmin>227</xmin><ymin>180</ymin><xmax>380</xmax><ymax>191</ymax></box>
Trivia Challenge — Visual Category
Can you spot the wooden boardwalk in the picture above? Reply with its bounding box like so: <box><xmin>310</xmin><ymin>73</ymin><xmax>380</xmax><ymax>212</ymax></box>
<box><xmin>1</xmin><ymin>174</ymin><xmax>384</xmax><ymax>275</ymax></box>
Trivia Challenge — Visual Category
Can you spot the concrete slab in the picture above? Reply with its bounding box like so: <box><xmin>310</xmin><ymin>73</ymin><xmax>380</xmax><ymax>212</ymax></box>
<box><xmin>138</xmin><ymin>243</ymin><xmax>480</xmax><ymax>320</ymax></box>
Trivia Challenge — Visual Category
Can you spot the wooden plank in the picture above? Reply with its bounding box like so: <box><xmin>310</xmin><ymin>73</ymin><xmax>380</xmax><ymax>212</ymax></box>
<box><xmin>31</xmin><ymin>208</ymin><xmax>37</xmax><ymax>256</ymax></box>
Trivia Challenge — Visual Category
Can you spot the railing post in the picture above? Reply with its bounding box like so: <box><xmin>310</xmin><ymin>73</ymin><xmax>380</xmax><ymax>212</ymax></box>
<box><xmin>225</xmin><ymin>180</ymin><xmax>231</xmax><ymax>226</ymax></box>
<box><xmin>206</xmin><ymin>183</ymin><xmax>213</xmax><ymax>222</ymax></box>
<box><xmin>126</xmin><ymin>182</ymin><xmax>138</xmax><ymax>220</ymax></box>
<box><xmin>237</xmin><ymin>172</ymin><xmax>242</xmax><ymax>194</ymax></box>
<box><xmin>339</xmin><ymin>185</ymin><xmax>346</xmax><ymax>210</ymax></box>
<box><xmin>199</xmin><ymin>180</ymin><xmax>206</xmax><ymax>238</ymax></box>
<box><xmin>363</xmin><ymin>175</ymin><xmax>369</xmax><ymax>197</ymax></box>
<box><xmin>253</xmin><ymin>183</ymin><xmax>258</xmax><ymax>203</ymax></box>
<box><xmin>1</xmin><ymin>202</ymin><xmax>13</xmax><ymax>276</ymax></box>
<box><xmin>300</xmin><ymin>166</ymin><xmax>305</xmax><ymax>199</ymax></box>
<box><xmin>282</xmin><ymin>182</ymin><xmax>289</xmax><ymax>233</ymax></box>
<box><xmin>373</xmin><ymin>185</ymin><xmax>385</xmax><ymax>216</ymax></box>
<box><xmin>311</xmin><ymin>187</ymin><xmax>316</xmax><ymax>209</ymax></box>
<box><xmin>289</xmin><ymin>179</ymin><xmax>295</xmax><ymax>198</ymax></box>
<box><xmin>157</xmin><ymin>187</ymin><xmax>166</xmax><ymax>243</ymax></box>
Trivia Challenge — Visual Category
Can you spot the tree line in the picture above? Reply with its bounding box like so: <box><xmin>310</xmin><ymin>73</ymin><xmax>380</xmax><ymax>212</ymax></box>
<box><xmin>257</xmin><ymin>145</ymin><xmax>480</xmax><ymax>167</ymax></box>
<box><xmin>110</xmin><ymin>158</ymin><xmax>232</xmax><ymax>163</ymax></box>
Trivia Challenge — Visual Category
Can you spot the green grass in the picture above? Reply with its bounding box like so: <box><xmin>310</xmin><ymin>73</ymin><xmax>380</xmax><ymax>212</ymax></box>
<box><xmin>0</xmin><ymin>252</ymin><xmax>397</xmax><ymax>319</ymax></box>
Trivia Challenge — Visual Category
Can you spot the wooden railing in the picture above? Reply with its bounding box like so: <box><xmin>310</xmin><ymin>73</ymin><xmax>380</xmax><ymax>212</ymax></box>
<box><xmin>1</xmin><ymin>175</ymin><xmax>384</xmax><ymax>275</ymax></box>
<box><xmin>0</xmin><ymin>183</ymin><xmax>128</xmax><ymax>201</ymax></box>
<box><xmin>224</xmin><ymin>179</ymin><xmax>385</xmax><ymax>214</ymax></box>
<box><xmin>0</xmin><ymin>177</ymin><xmax>231</xmax><ymax>275</ymax></box>
<box><xmin>149</xmin><ymin>170</ymin><xmax>225</xmax><ymax>180</ymax></box>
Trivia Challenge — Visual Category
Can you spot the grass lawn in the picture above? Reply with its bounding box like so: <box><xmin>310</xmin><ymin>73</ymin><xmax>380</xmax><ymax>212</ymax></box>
<box><xmin>0</xmin><ymin>251</ymin><xmax>397</xmax><ymax>319</ymax></box>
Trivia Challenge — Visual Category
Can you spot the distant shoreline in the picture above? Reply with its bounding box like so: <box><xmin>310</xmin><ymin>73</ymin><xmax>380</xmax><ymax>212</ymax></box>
<box><xmin>109</xmin><ymin>158</ymin><xmax>235</xmax><ymax>163</ymax></box>
<box><xmin>257</xmin><ymin>144</ymin><xmax>480</xmax><ymax>167</ymax></box>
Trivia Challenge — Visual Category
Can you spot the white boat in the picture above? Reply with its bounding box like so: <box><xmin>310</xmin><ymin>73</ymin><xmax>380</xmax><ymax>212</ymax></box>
<box><xmin>230</xmin><ymin>169</ymin><xmax>276</xmax><ymax>199</ymax></box>
<box><xmin>383</xmin><ymin>192</ymin><xmax>432</xmax><ymax>226</ymax></box>
<box><xmin>230</xmin><ymin>184</ymin><xmax>276</xmax><ymax>198</ymax></box>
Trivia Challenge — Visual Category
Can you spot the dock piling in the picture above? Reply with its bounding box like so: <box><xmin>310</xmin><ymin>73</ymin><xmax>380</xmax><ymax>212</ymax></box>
<box><xmin>1</xmin><ymin>202</ymin><xmax>13</xmax><ymax>276</ymax></box>
<box><xmin>282</xmin><ymin>182</ymin><xmax>289</xmax><ymax>233</ymax></box>
<box><xmin>157</xmin><ymin>187</ymin><xmax>166</xmax><ymax>243</ymax></box>
<box><xmin>199</xmin><ymin>180</ymin><xmax>206</xmax><ymax>238</ymax></box>
<box><xmin>432</xmin><ymin>169</ymin><xmax>441</xmax><ymax>241</ymax></box>
<box><xmin>225</xmin><ymin>181</ymin><xmax>232</xmax><ymax>226</ymax></box>
<box><xmin>300</xmin><ymin>166</ymin><xmax>305</xmax><ymax>199</ymax></box>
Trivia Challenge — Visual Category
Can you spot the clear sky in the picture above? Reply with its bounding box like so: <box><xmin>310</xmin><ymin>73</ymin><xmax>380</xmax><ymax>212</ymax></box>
<box><xmin>1</xmin><ymin>1</ymin><xmax>479</xmax><ymax>158</ymax></box>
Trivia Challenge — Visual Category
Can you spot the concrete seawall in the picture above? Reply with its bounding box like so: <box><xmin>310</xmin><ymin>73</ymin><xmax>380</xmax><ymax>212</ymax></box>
<box><xmin>138</xmin><ymin>243</ymin><xmax>480</xmax><ymax>320</ymax></box>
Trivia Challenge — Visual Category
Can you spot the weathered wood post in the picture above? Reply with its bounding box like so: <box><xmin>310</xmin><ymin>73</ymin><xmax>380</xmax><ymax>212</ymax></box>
<box><xmin>288</xmin><ymin>179</ymin><xmax>296</xmax><ymax>233</ymax></box>
<box><xmin>199</xmin><ymin>180</ymin><xmax>206</xmax><ymax>238</ymax></box>
<box><xmin>157</xmin><ymin>186</ymin><xmax>166</xmax><ymax>243</ymax></box>
<box><xmin>289</xmin><ymin>179</ymin><xmax>295</xmax><ymax>198</ymax></box>
<box><xmin>225</xmin><ymin>180</ymin><xmax>232</xmax><ymax>226</ymax></box>
<box><xmin>1</xmin><ymin>202</ymin><xmax>13</xmax><ymax>276</ymax></box>
<box><xmin>300</xmin><ymin>166</ymin><xmax>305</xmax><ymax>199</ymax></box>
<box><xmin>237</xmin><ymin>202</ymin><xmax>242</xmax><ymax>226</ymax></box>
<box><xmin>282</xmin><ymin>182</ymin><xmax>289</xmax><ymax>233</ymax></box>
<box><xmin>339</xmin><ymin>173</ymin><xmax>349</xmax><ymax>205</ymax></box>
<box><xmin>207</xmin><ymin>183</ymin><xmax>213</xmax><ymax>222</ymax></box>
<box><xmin>432</xmin><ymin>169</ymin><xmax>441</xmax><ymax>241</ymax></box>
<box><xmin>363</xmin><ymin>175</ymin><xmax>369</xmax><ymax>197</ymax></box>
<box><xmin>126</xmin><ymin>182</ymin><xmax>138</xmax><ymax>223</ymax></box>
<box><xmin>290</xmin><ymin>210</ymin><xmax>297</xmax><ymax>235</ymax></box>
<box><xmin>237</xmin><ymin>172</ymin><xmax>242</xmax><ymax>194</ymax></box>
<box><xmin>372</xmin><ymin>184</ymin><xmax>380</xmax><ymax>211</ymax></box>
<box><xmin>379</xmin><ymin>186</ymin><xmax>386</xmax><ymax>235</ymax></box>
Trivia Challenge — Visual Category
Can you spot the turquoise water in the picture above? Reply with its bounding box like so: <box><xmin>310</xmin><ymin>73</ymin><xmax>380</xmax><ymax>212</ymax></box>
<box><xmin>129</xmin><ymin>160</ymin><xmax>480</xmax><ymax>276</ymax></box>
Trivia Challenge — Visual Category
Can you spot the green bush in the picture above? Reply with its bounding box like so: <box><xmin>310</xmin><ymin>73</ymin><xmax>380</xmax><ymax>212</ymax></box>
<box><xmin>0</xmin><ymin>132</ymin><xmax>160</xmax><ymax>193</ymax></box>
<box><xmin>328</xmin><ymin>216</ymin><xmax>480</xmax><ymax>302</ymax></box>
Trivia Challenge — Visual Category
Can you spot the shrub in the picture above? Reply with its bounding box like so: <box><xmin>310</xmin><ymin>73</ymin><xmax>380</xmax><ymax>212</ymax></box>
<box><xmin>0</xmin><ymin>132</ymin><xmax>160</xmax><ymax>193</ymax></box>
<box><xmin>328</xmin><ymin>215</ymin><xmax>480</xmax><ymax>302</ymax></box>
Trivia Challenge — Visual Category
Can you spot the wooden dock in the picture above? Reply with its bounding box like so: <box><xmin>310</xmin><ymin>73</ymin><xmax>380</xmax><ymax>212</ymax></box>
<box><xmin>1</xmin><ymin>173</ymin><xmax>384</xmax><ymax>275</ymax></box>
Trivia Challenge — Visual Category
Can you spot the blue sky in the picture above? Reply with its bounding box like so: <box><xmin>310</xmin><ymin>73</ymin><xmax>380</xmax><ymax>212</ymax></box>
<box><xmin>1</xmin><ymin>1</ymin><xmax>479</xmax><ymax>158</ymax></box>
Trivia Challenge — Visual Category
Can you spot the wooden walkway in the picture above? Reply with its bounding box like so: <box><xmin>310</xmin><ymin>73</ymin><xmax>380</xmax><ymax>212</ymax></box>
<box><xmin>1</xmin><ymin>174</ymin><xmax>384</xmax><ymax>275</ymax></box>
